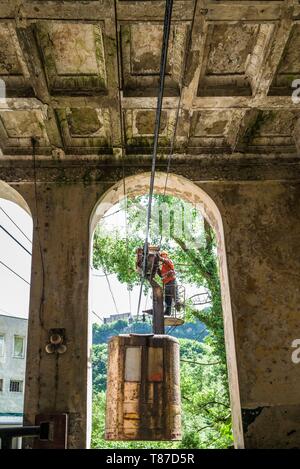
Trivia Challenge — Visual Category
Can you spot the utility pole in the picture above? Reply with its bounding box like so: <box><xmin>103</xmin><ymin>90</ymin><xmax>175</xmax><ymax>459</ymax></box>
<box><xmin>149</xmin><ymin>277</ymin><xmax>165</xmax><ymax>334</ymax></box>
<box><xmin>136</xmin><ymin>246</ymin><xmax>165</xmax><ymax>335</ymax></box>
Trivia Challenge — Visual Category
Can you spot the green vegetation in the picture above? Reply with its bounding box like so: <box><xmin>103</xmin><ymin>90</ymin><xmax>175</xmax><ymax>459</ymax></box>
<box><xmin>91</xmin><ymin>195</ymin><xmax>233</xmax><ymax>449</ymax></box>
<box><xmin>92</xmin><ymin>319</ymin><xmax>208</xmax><ymax>345</ymax></box>
<box><xmin>92</xmin><ymin>329</ymin><xmax>232</xmax><ymax>449</ymax></box>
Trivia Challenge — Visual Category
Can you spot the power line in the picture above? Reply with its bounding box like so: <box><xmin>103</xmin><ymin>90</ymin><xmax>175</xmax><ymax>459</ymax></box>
<box><xmin>92</xmin><ymin>310</ymin><xmax>103</xmax><ymax>322</ymax></box>
<box><xmin>180</xmin><ymin>358</ymin><xmax>222</xmax><ymax>366</ymax></box>
<box><xmin>159</xmin><ymin>0</ymin><xmax>198</xmax><ymax>246</ymax></box>
<box><xmin>137</xmin><ymin>0</ymin><xmax>174</xmax><ymax>317</ymax></box>
<box><xmin>114</xmin><ymin>0</ymin><xmax>132</xmax><ymax>318</ymax></box>
<box><xmin>101</xmin><ymin>207</ymin><xmax>123</xmax><ymax>220</ymax></box>
<box><xmin>92</xmin><ymin>270</ymin><xmax>114</xmax><ymax>278</ymax></box>
<box><xmin>32</xmin><ymin>137</ymin><xmax>46</xmax><ymax>331</ymax></box>
<box><xmin>104</xmin><ymin>269</ymin><xmax>119</xmax><ymax>315</ymax></box>
<box><xmin>143</xmin><ymin>0</ymin><xmax>173</xmax><ymax>268</ymax></box>
<box><xmin>0</xmin><ymin>206</ymin><xmax>32</xmax><ymax>244</ymax></box>
<box><xmin>0</xmin><ymin>224</ymin><xmax>32</xmax><ymax>256</ymax></box>
<box><xmin>0</xmin><ymin>307</ymin><xmax>15</xmax><ymax>316</ymax></box>
<box><xmin>0</xmin><ymin>260</ymin><xmax>30</xmax><ymax>285</ymax></box>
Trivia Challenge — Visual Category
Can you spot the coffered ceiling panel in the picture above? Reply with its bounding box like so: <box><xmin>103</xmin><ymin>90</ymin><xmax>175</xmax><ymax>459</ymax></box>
<box><xmin>56</xmin><ymin>107</ymin><xmax>112</xmax><ymax>154</ymax></box>
<box><xmin>0</xmin><ymin>23</ymin><xmax>32</xmax><ymax>96</ymax></box>
<box><xmin>121</xmin><ymin>22</ymin><xmax>188</xmax><ymax>97</ymax></box>
<box><xmin>0</xmin><ymin>1</ymin><xmax>298</xmax><ymax>158</ymax></box>
<box><xmin>36</xmin><ymin>22</ymin><xmax>107</xmax><ymax>95</ymax></box>
<box><xmin>269</xmin><ymin>24</ymin><xmax>300</xmax><ymax>96</ymax></box>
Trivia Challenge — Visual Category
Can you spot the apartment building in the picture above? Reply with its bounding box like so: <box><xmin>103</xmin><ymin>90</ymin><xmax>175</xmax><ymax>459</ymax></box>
<box><xmin>0</xmin><ymin>314</ymin><xmax>27</xmax><ymax>424</ymax></box>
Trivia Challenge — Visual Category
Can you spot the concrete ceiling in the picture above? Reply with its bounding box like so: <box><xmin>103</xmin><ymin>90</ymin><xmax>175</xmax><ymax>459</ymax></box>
<box><xmin>0</xmin><ymin>0</ymin><xmax>300</xmax><ymax>160</ymax></box>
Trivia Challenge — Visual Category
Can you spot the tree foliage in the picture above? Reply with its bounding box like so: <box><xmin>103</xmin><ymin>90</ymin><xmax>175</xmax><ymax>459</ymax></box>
<box><xmin>92</xmin><ymin>194</ymin><xmax>233</xmax><ymax>448</ymax></box>
<box><xmin>91</xmin><ymin>337</ymin><xmax>233</xmax><ymax>449</ymax></box>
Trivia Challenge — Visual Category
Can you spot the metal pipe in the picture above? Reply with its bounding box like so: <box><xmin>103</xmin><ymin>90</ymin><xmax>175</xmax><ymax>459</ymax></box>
<box><xmin>0</xmin><ymin>423</ymin><xmax>49</xmax><ymax>450</ymax></box>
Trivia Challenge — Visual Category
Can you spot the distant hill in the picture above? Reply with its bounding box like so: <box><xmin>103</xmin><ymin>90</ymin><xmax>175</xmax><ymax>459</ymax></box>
<box><xmin>92</xmin><ymin>319</ymin><xmax>207</xmax><ymax>345</ymax></box>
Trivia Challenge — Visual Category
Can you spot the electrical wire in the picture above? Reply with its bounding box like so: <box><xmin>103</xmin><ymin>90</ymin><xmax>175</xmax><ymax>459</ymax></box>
<box><xmin>32</xmin><ymin>137</ymin><xmax>46</xmax><ymax>331</ymax></box>
<box><xmin>101</xmin><ymin>208</ymin><xmax>123</xmax><ymax>219</ymax></box>
<box><xmin>114</xmin><ymin>0</ymin><xmax>133</xmax><ymax>318</ymax></box>
<box><xmin>180</xmin><ymin>358</ymin><xmax>222</xmax><ymax>366</ymax></box>
<box><xmin>0</xmin><ymin>205</ymin><xmax>32</xmax><ymax>244</ymax></box>
<box><xmin>0</xmin><ymin>307</ymin><xmax>14</xmax><ymax>316</ymax></box>
<box><xmin>159</xmin><ymin>0</ymin><xmax>198</xmax><ymax>243</ymax></box>
<box><xmin>101</xmin><ymin>1</ymin><xmax>197</xmax><ymax>325</ymax></box>
<box><xmin>92</xmin><ymin>310</ymin><xmax>103</xmax><ymax>322</ymax></box>
<box><xmin>104</xmin><ymin>269</ymin><xmax>119</xmax><ymax>315</ymax></box>
<box><xmin>0</xmin><ymin>260</ymin><xmax>30</xmax><ymax>285</ymax></box>
<box><xmin>0</xmin><ymin>224</ymin><xmax>32</xmax><ymax>256</ymax></box>
<box><xmin>136</xmin><ymin>0</ymin><xmax>174</xmax><ymax>318</ymax></box>
<box><xmin>92</xmin><ymin>270</ymin><xmax>114</xmax><ymax>278</ymax></box>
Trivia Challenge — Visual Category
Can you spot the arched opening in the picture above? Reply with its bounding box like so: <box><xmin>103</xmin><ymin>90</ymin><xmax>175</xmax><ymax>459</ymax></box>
<box><xmin>89</xmin><ymin>172</ymin><xmax>243</xmax><ymax>449</ymax></box>
<box><xmin>0</xmin><ymin>182</ymin><xmax>33</xmax><ymax>448</ymax></box>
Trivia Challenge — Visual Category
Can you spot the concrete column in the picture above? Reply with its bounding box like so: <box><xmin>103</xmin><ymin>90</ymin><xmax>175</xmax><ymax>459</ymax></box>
<box><xmin>204</xmin><ymin>181</ymin><xmax>300</xmax><ymax>448</ymax></box>
<box><xmin>20</xmin><ymin>183</ymin><xmax>97</xmax><ymax>449</ymax></box>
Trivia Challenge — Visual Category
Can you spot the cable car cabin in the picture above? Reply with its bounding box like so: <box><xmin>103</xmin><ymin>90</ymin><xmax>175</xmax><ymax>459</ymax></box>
<box><xmin>105</xmin><ymin>334</ymin><xmax>181</xmax><ymax>441</ymax></box>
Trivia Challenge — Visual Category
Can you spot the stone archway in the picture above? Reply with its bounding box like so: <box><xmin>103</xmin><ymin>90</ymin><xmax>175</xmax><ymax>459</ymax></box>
<box><xmin>0</xmin><ymin>181</ymin><xmax>31</xmax><ymax>215</ymax></box>
<box><xmin>90</xmin><ymin>172</ymin><xmax>244</xmax><ymax>448</ymax></box>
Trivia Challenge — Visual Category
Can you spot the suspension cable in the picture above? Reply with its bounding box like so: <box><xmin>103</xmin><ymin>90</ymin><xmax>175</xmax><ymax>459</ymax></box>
<box><xmin>159</xmin><ymin>0</ymin><xmax>198</xmax><ymax>247</ymax></box>
<box><xmin>136</xmin><ymin>0</ymin><xmax>174</xmax><ymax>317</ymax></box>
<box><xmin>32</xmin><ymin>137</ymin><xmax>46</xmax><ymax>331</ymax></box>
<box><xmin>114</xmin><ymin>0</ymin><xmax>132</xmax><ymax>317</ymax></box>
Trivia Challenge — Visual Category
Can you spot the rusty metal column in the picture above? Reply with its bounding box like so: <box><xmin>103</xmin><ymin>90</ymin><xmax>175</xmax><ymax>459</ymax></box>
<box><xmin>150</xmin><ymin>279</ymin><xmax>165</xmax><ymax>334</ymax></box>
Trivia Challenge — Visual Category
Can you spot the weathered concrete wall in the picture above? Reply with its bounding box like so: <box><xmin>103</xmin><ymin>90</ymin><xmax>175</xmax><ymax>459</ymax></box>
<box><xmin>7</xmin><ymin>175</ymin><xmax>300</xmax><ymax>449</ymax></box>
<box><xmin>11</xmin><ymin>182</ymin><xmax>102</xmax><ymax>448</ymax></box>
<box><xmin>203</xmin><ymin>181</ymin><xmax>300</xmax><ymax>448</ymax></box>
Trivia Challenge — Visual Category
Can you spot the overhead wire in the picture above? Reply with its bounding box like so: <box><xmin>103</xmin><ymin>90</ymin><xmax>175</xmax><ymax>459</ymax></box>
<box><xmin>159</xmin><ymin>0</ymin><xmax>199</xmax><ymax>243</ymax></box>
<box><xmin>154</xmin><ymin>0</ymin><xmax>199</xmax><ymax>328</ymax></box>
<box><xmin>0</xmin><ymin>224</ymin><xmax>32</xmax><ymax>256</ymax></box>
<box><xmin>0</xmin><ymin>205</ymin><xmax>32</xmax><ymax>244</ymax></box>
<box><xmin>180</xmin><ymin>358</ymin><xmax>222</xmax><ymax>366</ymax></box>
<box><xmin>101</xmin><ymin>207</ymin><xmax>123</xmax><ymax>219</ymax></box>
<box><xmin>136</xmin><ymin>0</ymin><xmax>174</xmax><ymax>318</ymax></box>
<box><xmin>92</xmin><ymin>270</ymin><xmax>114</xmax><ymax>278</ymax></box>
<box><xmin>0</xmin><ymin>260</ymin><xmax>30</xmax><ymax>285</ymax></box>
<box><xmin>92</xmin><ymin>310</ymin><xmax>104</xmax><ymax>322</ymax></box>
<box><xmin>104</xmin><ymin>269</ymin><xmax>119</xmax><ymax>315</ymax></box>
<box><xmin>32</xmin><ymin>137</ymin><xmax>46</xmax><ymax>331</ymax></box>
<box><xmin>98</xmin><ymin>0</ymin><xmax>197</xmax><ymax>325</ymax></box>
<box><xmin>114</xmin><ymin>0</ymin><xmax>132</xmax><ymax>318</ymax></box>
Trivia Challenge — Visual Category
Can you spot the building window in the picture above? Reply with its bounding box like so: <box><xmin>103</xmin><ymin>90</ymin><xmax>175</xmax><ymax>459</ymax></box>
<box><xmin>9</xmin><ymin>380</ymin><xmax>23</xmax><ymax>393</ymax></box>
<box><xmin>13</xmin><ymin>336</ymin><xmax>25</xmax><ymax>358</ymax></box>
<box><xmin>0</xmin><ymin>379</ymin><xmax>3</xmax><ymax>392</ymax></box>
<box><xmin>0</xmin><ymin>334</ymin><xmax>4</xmax><ymax>357</ymax></box>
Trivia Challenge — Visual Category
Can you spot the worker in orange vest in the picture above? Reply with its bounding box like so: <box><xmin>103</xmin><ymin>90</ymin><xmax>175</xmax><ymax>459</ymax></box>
<box><xmin>158</xmin><ymin>251</ymin><xmax>177</xmax><ymax>316</ymax></box>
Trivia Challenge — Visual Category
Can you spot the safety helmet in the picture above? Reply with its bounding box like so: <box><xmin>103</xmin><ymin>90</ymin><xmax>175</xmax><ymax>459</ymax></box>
<box><xmin>160</xmin><ymin>251</ymin><xmax>168</xmax><ymax>257</ymax></box>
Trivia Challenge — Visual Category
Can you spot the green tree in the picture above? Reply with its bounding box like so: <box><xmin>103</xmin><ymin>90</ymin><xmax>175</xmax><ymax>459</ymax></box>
<box><xmin>92</xmin><ymin>194</ymin><xmax>232</xmax><ymax>448</ymax></box>
<box><xmin>92</xmin><ymin>344</ymin><xmax>108</xmax><ymax>394</ymax></box>
<box><xmin>91</xmin><ymin>338</ymin><xmax>233</xmax><ymax>449</ymax></box>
